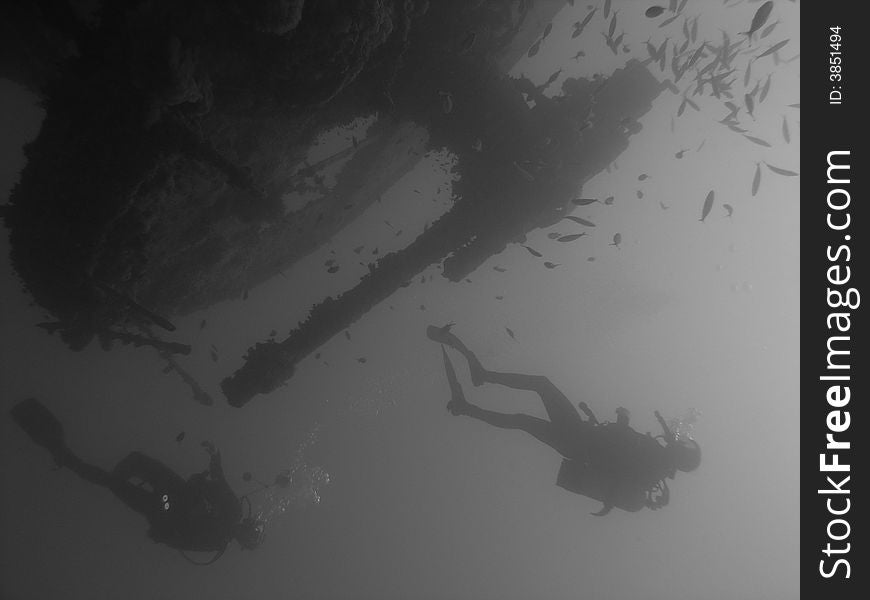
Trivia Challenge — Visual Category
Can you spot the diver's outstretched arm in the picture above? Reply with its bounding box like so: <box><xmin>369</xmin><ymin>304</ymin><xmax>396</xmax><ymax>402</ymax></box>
<box><xmin>202</xmin><ymin>441</ymin><xmax>225</xmax><ymax>481</ymax></box>
<box><xmin>577</xmin><ymin>402</ymin><xmax>598</xmax><ymax>425</ymax></box>
<box><xmin>654</xmin><ymin>410</ymin><xmax>675</xmax><ymax>443</ymax></box>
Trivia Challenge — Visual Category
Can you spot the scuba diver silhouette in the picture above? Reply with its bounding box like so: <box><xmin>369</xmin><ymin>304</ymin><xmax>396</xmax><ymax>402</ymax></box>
<box><xmin>427</xmin><ymin>324</ymin><xmax>701</xmax><ymax>516</ymax></box>
<box><xmin>10</xmin><ymin>398</ymin><xmax>264</xmax><ymax>564</ymax></box>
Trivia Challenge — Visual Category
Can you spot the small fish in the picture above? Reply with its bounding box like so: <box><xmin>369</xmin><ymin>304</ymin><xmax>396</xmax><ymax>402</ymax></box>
<box><xmin>687</xmin><ymin>43</ymin><xmax>706</xmax><ymax>69</ymax></box>
<box><xmin>558</xmin><ymin>233</ymin><xmax>587</xmax><ymax>242</ymax></box>
<box><xmin>610</xmin><ymin>233</ymin><xmax>622</xmax><ymax>248</ymax></box>
<box><xmin>752</xmin><ymin>163</ymin><xmax>762</xmax><ymax>196</ymax></box>
<box><xmin>438</xmin><ymin>91</ymin><xmax>454</xmax><ymax>114</ymax></box>
<box><xmin>357</xmin><ymin>357</ymin><xmax>367</xmax><ymax>363</ymax></box>
<box><xmin>700</xmin><ymin>190</ymin><xmax>715</xmax><ymax>222</ymax></box>
<box><xmin>646</xmin><ymin>6</ymin><xmax>666</xmax><ymax>18</ymax></box>
<box><xmin>523</xmin><ymin>245</ymin><xmax>543</xmax><ymax>258</ymax></box>
<box><xmin>663</xmin><ymin>79</ymin><xmax>680</xmax><ymax>95</ymax></box>
<box><xmin>199</xmin><ymin>319</ymin><xmax>206</xmax><ymax>330</ymax></box>
<box><xmin>527</xmin><ymin>38</ymin><xmax>542</xmax><ymax>57</ymax></box>
<box><xmin>353</xmin><ymin>245</ymin><xmax>364</xmax><ymax>254</ymax></box>
<box><xmin>677</xmin><ymin>37</ymin><xmax>689</xmax><ymax>54</ymax></box>
<box><xmin>604</xmin><ymin>196</ymin><xmax>615</xmax><ymax>205</ymax></box>
<box><xmin>419</xmin><ymin>305</ymin><xmax>426</xmax><ymax>311</ymax></box>
<box><xmin>495</xmin><ymin>295</ymin><xmax>504</xmax><ymax>300</ymax></box>
<box><xmin>678</xmin><ymin>96</ymin><xmax>687</xmax><ymax>117</ymax></box>
<box><xmin>572</xmin><ymin>198</ymin><xmax>598</xmax><ymax>206</ymax></box>
<box><xmin>782</xmin><ymin>117</ymin><xmax>790</xmax><ymax>143</ymax></box>
<box><xmin>760</xmin><ymin>20</ymin><xmax>779</xmax><ymax>39</ymax></box>
<box><xmin>675</xmin><ymin>148</ymin><xmax>688</xmax><ymax>159</ymax></box>
<box><xmin>743</xmin><ymin>135</ymin><xmax>771</xmax><ymax>147</ymax></box>
<box><xmin>638</xmin><ymin>174</ymin><xmax>649</xmax><ymax>181</ymax></box>
<box><xmin>604</xmin><ymin>0</ymin><xmax>612</xmax><ymax>19</ymax></box>
<box><xmin>269</xmin><ymin>329</ymin><xmax>277</xmax><ymax>337</ymax></box>
<box><xmin>758</xmin><ymin>75</ymin><xmax>772</xmax><ymax>103</ymax></box>
<box><xmin>176</xmin><ymin>431</ymin><xmax>185</xmax><ymax>443</ymax></box>
<box><xmin>543</xmin><ymin>23</ymin><xmax>553</xmax><ymax>39</ymax></box>
<box><xmin>587</xmin><ymin>256</ymin><xmax>596</xmax><ymax>262</ymax></box>
<box><xmin>572</xmin><ymin>50</ymin><xmax>587</xmax><ymax>60</ymax></box>
<box><xmin>642</xmin><ymin>35</ymin><xmax>656</xmax><ymax>60</ymax></box>
<box><xmin>327</xmin><ymin>265</ymin><xmax>340</xmax><ymax>274</ymax></box>
<box><xmin>668</xmin><ymin>0</ymin><xmax>677</xmax><ymax>11</ymax></box>
<box><xmin>757</xmin><ymin>39</ymin><xmax>789</xmax><ymax>59</ymax></box>
<box><xmin>765</xmin><ymin>163</ymin><xmax>799</xmax><ymax>177</ymax></box>
<box><xmin>690</xmin><ymin>16</ymin><xmax>698</xmax><ymax>42</ymax></box>
<box><xmin>677</xmin><ymin>0</ymin><xmax>689</xmax><ymax>13</ymax></box>
<box><xmin>660</xmin><ymin>14</ymin><xmax>679</xmax><ymax>28</ymax></box>
<box><xmin>723</xmin><ymin>203</ymin><xmax>734</xmax><ymax>218</ymax></box>
<box><xmin>608</xmin><ymin>14</ymin><xmax>618</xmax><ymax>38</ymax></box>
<box><xmin>544</xmin><ymin>262</ymin><xmax>561</xmax><ymax>269</ymax></box>
<box><xmin>659</xmin><ymin>201</ymin><xmax>670</xmax><ymax>210</ymax></box>
<box><xmin>505</xmin><ymin>327</ymin><xmax>516</xmax><ymax>340</ymax></box>
<box><xmin>513</xmin><ymin>162</ymin><xmax>535</xmax><ymax>182</ymax></box>
<box><xmin>743</xmin><ymin>60</ymin><xmax>752</xmax><ymax>87</ymax></box>
<box><xmin>564</xmin><ymin>216</ymin><xmax>596</xmax><ymax>227</ymax></box>
<box><xmin>210</xmin><ymin>349</ymin><xmax>218</xmax><ymax>362</ymax></box>
<box><xmin>742</xmin><ymin>1</ymin><xmax>774</xmax><ymax>40</ymax></box>
<box><xmin>575</xmin><ymin>9</ymin><xmax>597</xmax><ymax>35</ymax></box>
<box><xmin>315</xmin><ymin>352</ymin><xmax>321</xmax><ymax>359</ymax></box>
<box><xmin>657</xmin><ymin>38</ymin><xmax>669</xmax><ymax>61</ymax></box>
<box><xmin>548</xmin><ymin>232</ymin><xmax>562</xmax><ymax>240</ymax></box>
<box><xmin>242</xmin><ymin>289</ymin><xmax>249</xmax><ymax>300</ymax></box>
<box><xmin>543</xmin><ymin>69</ymin><xmax>563</xmax><ymax>88</ymax></box>
<box><xmin>636</xmin><ymin>190</ymin><xmax>644</xmax><ymax>199</ymax></box>
<box><xmin>493</xmin><ymin>266</ymin><xmax>507</xmax><ymax>273</ymax></box>
<box><xmin>345</xmin><ymin>331</ymin><xmax>351</xmax><ymax>340</ymax></box>
<box><xmin>744</xmin><ymin>93</ymin><xmax>755</xmax><ymax>117</ymax></box>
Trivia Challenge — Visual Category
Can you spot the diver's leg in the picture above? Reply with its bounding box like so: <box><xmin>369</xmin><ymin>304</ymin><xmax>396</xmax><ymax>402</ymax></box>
<box><xmin>112</xmin><ymin>452</ymin><xmax>187</xmax><ymax>493</ymax></box>
<box><xmin>110</xmin><ymin>480</ymin><xmax>159</xmax><ymax>515</ymax></box>
<box><xmin>427</xmin><ymin>326</ymin><xmax>487</xmax><ymax>386</ymax></box>
<box><xmin>477</xmin><ymin>371</ymin><xmax>586</xmax><ymax>431</ymax></box>
<box><xmin>428</xmin><ymin>326</ymin><xmax>584</xmax><ymax>427</ymax></box>
<box><xmin>458</xmin><ymin>404</ymin><xmax>576</xmax><ymax>457</ymax></box>
<box><xmin>58</xmin><ymin>452</ymin><xmax>114</xmax><ymax>487</ymax></box>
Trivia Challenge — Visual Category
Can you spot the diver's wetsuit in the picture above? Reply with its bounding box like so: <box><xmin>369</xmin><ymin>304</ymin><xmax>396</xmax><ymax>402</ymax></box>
<box><xmin>108</xmin><ymin>451</ymin><xmax>242</xmax><ymax>551</ymax></box>
<box><xmin>10</xmin><ymin>399</ymin><xmax>240</xmax><ymax>552</ymax></box>
<box><xmin>432</xmin><ymin>328</ymin><xmax>674</xmax><ymax>512</ymax></box>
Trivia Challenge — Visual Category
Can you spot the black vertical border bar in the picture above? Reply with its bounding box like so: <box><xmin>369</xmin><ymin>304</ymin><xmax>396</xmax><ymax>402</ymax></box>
<box><xmin>802</xmin><ymin>2</ymin><xmax>864</xmax><ymax>597</ymax></box>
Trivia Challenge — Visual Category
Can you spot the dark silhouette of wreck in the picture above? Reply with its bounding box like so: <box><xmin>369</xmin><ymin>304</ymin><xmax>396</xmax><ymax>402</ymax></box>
<box><xmin>1</xmin><ymin>0</ymin><xmax>664</xmax><ymax>406</ymax></box>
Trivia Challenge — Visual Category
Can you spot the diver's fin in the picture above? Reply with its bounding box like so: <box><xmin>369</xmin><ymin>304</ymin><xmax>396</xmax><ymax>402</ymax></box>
<box><xmin>441</xmin><ymin>345</ymin><xmax>470</xmax><ymax>415</ymax></box>
<box><xmin>9</xmin><ymin>398</ymin><xmax>67</xmax><ymax>458</ymax></box>
<box><xmin>441</xmin><ymin>346</ymin><xmax>465</xmax><ymax>404</ymax></box>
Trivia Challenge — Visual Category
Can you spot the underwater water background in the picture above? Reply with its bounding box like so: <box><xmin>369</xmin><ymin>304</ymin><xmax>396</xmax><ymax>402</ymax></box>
<box><xmin>1</xmin><ymin>1</ymin><xmax>798</xmax><ymax>598</ymax></box>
